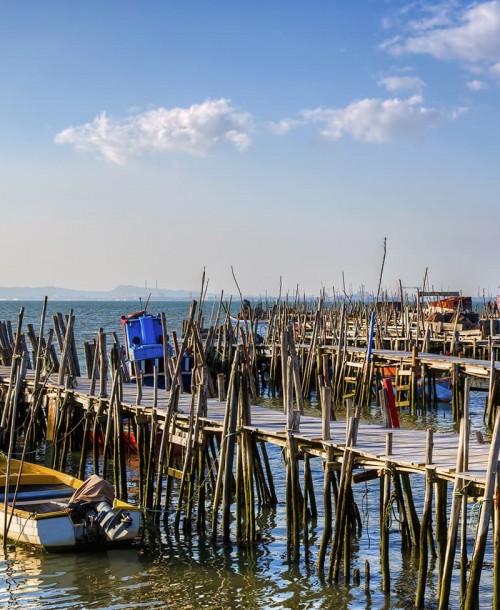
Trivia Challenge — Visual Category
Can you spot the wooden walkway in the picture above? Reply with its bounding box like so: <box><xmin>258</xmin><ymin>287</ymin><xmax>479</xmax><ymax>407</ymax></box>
<box><xmin>328</xmin><ymin>345</ymin><xmax>498</xmax><ymax>378</ymax></box>
<box><xmin>1</xmin><ymin>364</ymin><xmax>492</xmax><ymax>489</ymax></box>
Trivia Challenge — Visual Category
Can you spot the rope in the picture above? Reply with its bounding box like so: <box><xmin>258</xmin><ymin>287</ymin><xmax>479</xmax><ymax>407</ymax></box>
<box><xmin>468</xmin><ymin>498</ymin><xmax>488</xmax><ymax>530</ymax></box>
<box><xmin>10</xmin><ymin>512</ymin><xmax>38</xmax><ymax>549</ymax></box>
<box><xmin>453</xmin><ymin>480</ymin><xmax>473</xmax><ymax>497</ymax></box>
<box><xmin>383</xmin><ymin>489</ymin><xmax>402</xmax><ymax>529</ymax></box>
<box><xmin>140</xmin><ymin>505</ymin><xmax>163</xmax><ymax>515</ymax></box>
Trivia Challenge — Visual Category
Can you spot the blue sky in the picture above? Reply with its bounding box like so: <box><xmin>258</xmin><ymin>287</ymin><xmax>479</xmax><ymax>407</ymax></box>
<box><xmin>1</xmin><ymin>1</ymin><xmax>499</xmax><ymax>297</ymax></box>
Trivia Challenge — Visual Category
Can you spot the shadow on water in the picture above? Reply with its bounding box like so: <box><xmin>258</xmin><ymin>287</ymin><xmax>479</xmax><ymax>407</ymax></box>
<box><xmin>135</xmin><ymin>515</ymin><xmax>362</xmax><ymax>610</ymax></box>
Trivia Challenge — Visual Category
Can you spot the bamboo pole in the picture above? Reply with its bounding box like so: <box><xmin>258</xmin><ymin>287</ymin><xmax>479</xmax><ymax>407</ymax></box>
<box><xmin>463</xmin><ymin>407</ymin><xmax>500</xmax><ymax>609</ymax></box>
<box><xmin>415</xmin><ymin>429</ymin><xmax>434</xmax><ymax>608</ymax></box>
<box><xmin>380</xmin><ymin>432</ymin><xmax>392</xmax><ymax>593</ymax></box>
<box><xmin>438</xmin><ymin>401</ymin><xmax>467</xmax><ymax>609</ymax></box>
<box><xmin>221</xmin><ymin>368</ymin><xmax>239</xmax><ymax>543</ymax></box>
<box><xmin>328</xmin><ymin>405</ymin><xmax>360</xmax><ymax>581</ymax></box>
<box><xmin>175</xmin><ymin>382</ymin><xmax>198</xmax><ymax>532</ymax></box>
<box><xmin>435</xmin><ymin>478</ymin><xmax>448</xmax><ymax>585</ymax></box>
<box><xmin>493</xmin><ymin>463</ymin><xmax>500</xmax><ymax>610</ymax></box>
<box><xmin>211</xmin><ymin>350</ymin><xmax>240</xmax><ymax>539</ymax></box>
<box><xmin>0</xmin><ymin>307</ymin><xmax>25</xmax><ymax>435</ymax></box>
<box><xmin>154</xmin><ymin>301</ymin><xmax>197</xmax><ymax>512</ymax></box>
<box><xmin>2</xmin><ymin>354</ymin><xmax>27</xmax><ymax>549</ymax></box>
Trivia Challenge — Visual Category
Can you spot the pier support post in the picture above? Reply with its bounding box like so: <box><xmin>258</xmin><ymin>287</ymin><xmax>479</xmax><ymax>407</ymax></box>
<box><xmin>464</xmin><ymin>408</ymin><xmax>500</xmax><ymax>609</ymax></box>
<box><xmin>415</xmin><ymin>430</ymin><xmax>434</xmax><ymax>608</ymax></box>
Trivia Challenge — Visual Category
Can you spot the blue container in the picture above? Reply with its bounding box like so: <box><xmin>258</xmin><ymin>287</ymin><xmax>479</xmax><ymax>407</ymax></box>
<box><xmin>123</xmin><ymin>313</ymin><xmax>164</xmax><ymax>362</ymax></box>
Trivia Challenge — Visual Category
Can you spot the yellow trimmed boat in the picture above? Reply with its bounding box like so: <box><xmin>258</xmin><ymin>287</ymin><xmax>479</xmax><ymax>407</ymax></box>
<box><xmin>0</xmin><ymin>456</ymin><xmax>141</xmax><ymax>551</ymax></box>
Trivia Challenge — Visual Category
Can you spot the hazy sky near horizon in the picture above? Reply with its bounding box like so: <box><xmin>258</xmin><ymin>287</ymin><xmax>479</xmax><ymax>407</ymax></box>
<box><xmin>1</xmin><ymin>1</ymin><xmax>499</xmax><ymax>297</ymax></box>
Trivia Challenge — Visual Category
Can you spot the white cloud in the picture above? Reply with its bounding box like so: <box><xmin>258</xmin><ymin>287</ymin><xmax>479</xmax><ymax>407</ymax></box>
<box><xmin>378</xmin><ymin>75</ymin><xmax>426</xmax><ymax>93</ymax></box>
<box><xmin>267</xmin><ymin>118</ymin><xmax>306</xmax><ymax>135</ymax></box>
<box><xmin>405</xmin><ymin>2</ymin><xmax>458</xmax><ymax>34</ymax></box>
<box><xmin>383</xmin><ymin>1</ymin><xmax>500</xmax><ymax>66</ymax></box>
<box><xmin>55</xmin><ymin>99</ymin><xmax>253</xmax><ymax>164</ymax></box>
<box><xmin>466</xmin><ymin>79</ymin><xmax>488</xmax><ymax>90</ymax></box>
<box><xmin>451</xmin><ymin>105</ymin><xmax>469</xmax><ymax>119</ymax></box>
<box><xmin>300</xmin><ymin>95</ymin><xmax>440</xmax><ymax>143</ymax></box>
<box><xmin>490</xmin><ymin>61</ymin><xmax>500</xmax><ymax>75</ymax></box>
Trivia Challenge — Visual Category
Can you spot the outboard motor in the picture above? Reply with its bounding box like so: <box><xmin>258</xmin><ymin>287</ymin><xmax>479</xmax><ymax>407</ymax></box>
<box><xmin>95</xmin><ymin>501</ymin><xmax>133</xmax><ymax>541</ymax></box>
<box><xmin>68</xmin><ymin>474</ymin><xmax>133</xmax><ymax>544</ymax></box>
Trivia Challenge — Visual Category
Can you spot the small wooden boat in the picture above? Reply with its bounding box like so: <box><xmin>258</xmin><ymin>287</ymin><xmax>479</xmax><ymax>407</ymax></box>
<box><xmin>0</xmin><ymin>456</ymin><xmax>141</xmax><ymax>551</ymax></box>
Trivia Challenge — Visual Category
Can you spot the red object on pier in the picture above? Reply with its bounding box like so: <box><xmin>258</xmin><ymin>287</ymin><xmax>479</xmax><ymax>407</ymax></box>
<box><xmin>382</xmin><ymin>378</ymin><xmax>400</xmax><ymax>428</ymax></box>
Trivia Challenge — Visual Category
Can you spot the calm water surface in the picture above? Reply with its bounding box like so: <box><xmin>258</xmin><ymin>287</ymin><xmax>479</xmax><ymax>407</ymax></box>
<box><xmin>0</xmin><ymin>301</ymin><xmax>492</xmax><ymax>609</ymax></box>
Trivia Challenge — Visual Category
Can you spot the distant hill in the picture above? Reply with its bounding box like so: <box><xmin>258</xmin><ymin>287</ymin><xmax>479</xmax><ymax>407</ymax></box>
<box><xmin>0</xmin><ymin>285</ymin><xmax>199</xmax><ymax>301</ymax></box>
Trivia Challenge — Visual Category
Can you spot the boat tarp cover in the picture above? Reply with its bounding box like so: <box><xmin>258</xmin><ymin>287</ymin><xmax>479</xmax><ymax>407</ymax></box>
<box><xmin>69</xmin><ymin>474</ymin><xmax>115</xmax><ymax>505</ymax></box>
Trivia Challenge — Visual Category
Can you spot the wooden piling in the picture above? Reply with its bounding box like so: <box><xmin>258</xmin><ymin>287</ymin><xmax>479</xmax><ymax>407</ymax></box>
<box><xmin>415</xmin><ymin>429</ymin><xmax>434</xmax><ymax>608</ymax></box>
<box><xmin>463</xmin><ymin>407</ymin><xmax>500</xmax><ymax>609</ymax></box>
<box><xmin>380</xmin><ymin>431</ymin><xmax>392</xmax><ymax>593</ymax></box>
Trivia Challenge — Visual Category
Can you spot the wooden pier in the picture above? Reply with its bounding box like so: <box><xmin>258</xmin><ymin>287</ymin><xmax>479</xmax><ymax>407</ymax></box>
<box><xmin>2</xmin><ymin>298</ymin><xmax>500</xmax><ymax>608</ymax></box>
<box><xmin>2</xmin><ymin>363</ymin><xmax>493</xmax><ymax>487</ymax></box>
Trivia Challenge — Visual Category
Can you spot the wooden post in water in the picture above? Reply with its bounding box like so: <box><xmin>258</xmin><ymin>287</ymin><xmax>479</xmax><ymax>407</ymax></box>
<box><xmin>400</xmin><ymin>472</ymin><xmax>420</xmax><ymax>556</ymax></box>
<box><xmin>380</xmin><ymin>431</ymin><xmax>392</xmax><ymax>593</ymax></box>
<box><xmin>221</xmin><ymin>367</ymin><xmax>239</xmax><ymax>543</ymax></box>
<box><xmin>463</xmin><ymin>407</ymin><xmax>500</xmax><ymax>609</ymax></box>
<box><xmin>317</xmin><ymin>445</ymin><xmax>335</xmax><ymax>573</ymax></box>
<box><xmin>57</xmin><ymin>311</ymin><xmax>75</xmax><ymax>387</ymax></box>
<box><xmin>328</xmin><ymin>404</ymin><xmax>360</xmax><ymax>582</ymax></box>
<box><xmin>438</xmin><ymin>396</ymin><xmax>467</xmax><ymax>609</ymax></box>
<box><xmin>460</xmin><ymin>379</ymin><xmax>471</xmax><ymax>601</ymax></box>
<box><xmin>211</xmin><ymin>348</ymin><xmax>239</xmax><ymax>540</ymax></box>
<box><xmin>415</xmin><ymin>429</ymin><xmax>434</xmax><ymax>608</ymax></box>
<box><xmin>0</xmin><ymin>307</ymin><xmax>25</xmax><ymax>442</ymax></box>
<box><xmin>493</xmin><ymin>463</ymin><xmax>500</xmax><ymax>610</ymax></box>
<box><xmin>101</xmin><ymin>371</ymin><xmax>119</xmax><ymax>479</ymax></box>
<box><xmin>2</xmin><ymin>353</ymin><xmax>27</xmax><ymax>549</ymax></box>
<box><xmin>175</xmin><ymin>382</ymin><xmax>199</xmax><ymax>533</ymax></box>
<box><xmin>240</xmin><ymin>369</ymin><xmax>256</xmax><ymax>541</ymax></box>
<box><xmin>154</xmin><ymin>303</ymin><xmax>197</xmax><ymax>514</ymax></box>
<box><xmin>435</xmin><ymin>478</ymin><xmax>448</xmax><ymax>585</ymax></box>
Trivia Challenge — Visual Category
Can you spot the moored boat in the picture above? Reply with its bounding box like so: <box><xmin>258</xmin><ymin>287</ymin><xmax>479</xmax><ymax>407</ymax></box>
<box><xmin>417</xmin><ymin>376</ymin><xmax>452</xmax><ymax>403</ymax></box>
<box><xmin>427</xmin><ymin>295</ymin><xmax>472</xmax><ymax>313</ymax></box>
<box><xmin>0</xmin><ymin>456</ymin><xmax>141</xmax><ymax>551</ymax></box>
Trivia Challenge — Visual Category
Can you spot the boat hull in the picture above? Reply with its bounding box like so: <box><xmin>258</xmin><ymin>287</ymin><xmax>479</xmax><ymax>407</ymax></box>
<box><xmin>1</xmin><ymin>457</ymin><xmax>141</xmax><ymax>551</ymax></box>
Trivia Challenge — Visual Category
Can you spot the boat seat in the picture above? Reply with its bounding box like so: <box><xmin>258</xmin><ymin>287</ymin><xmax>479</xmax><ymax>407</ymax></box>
<box><xmin>0</xmin><ymin>485</ymin><xmax>75</xmax><ymax>503</ymax></box>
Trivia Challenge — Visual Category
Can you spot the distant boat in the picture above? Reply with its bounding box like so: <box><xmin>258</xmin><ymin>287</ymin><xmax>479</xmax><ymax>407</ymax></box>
<box><xmin>427</xmin><ymin>295</ymin><xmax>472</xmax><ymax>313</ymax></box>
<box><xmin>425</xmin><ymin>295</ymin><xmax>479</xmax><ymax>329</ymax></box>
<box><xmin>0</xmin><ymin>456</ymin><xmax>141</xmax><ymax>551</ymax></box>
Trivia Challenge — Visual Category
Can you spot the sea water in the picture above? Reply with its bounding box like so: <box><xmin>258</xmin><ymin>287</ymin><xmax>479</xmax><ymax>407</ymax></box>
<box><xmin>0</xmin><ymin>301</ymin><xmax>492</xmax><ymax>609</ymax></box>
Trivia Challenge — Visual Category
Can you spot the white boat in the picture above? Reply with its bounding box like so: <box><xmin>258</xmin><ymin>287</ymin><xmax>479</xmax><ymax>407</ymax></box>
<box><xmin>0</xmin><ymin>456</ymin><xmax>141</xmax><ymax>551</ymax></box>
<box><xmin>418</xmin><ymin>377</ymin><xmax>452</xmax><ymax>403</ymax></box>
<box><xmin>229</xmin><ymin>316</ymin><xmax>268</xmax><ymax>343</ymax></box>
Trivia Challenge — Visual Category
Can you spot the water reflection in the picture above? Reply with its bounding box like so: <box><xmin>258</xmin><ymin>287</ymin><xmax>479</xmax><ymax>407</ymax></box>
<box><xmin>0</xmin><ymin>302</ymin><xmax>495</xmax><ymax>608</ymax></box>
